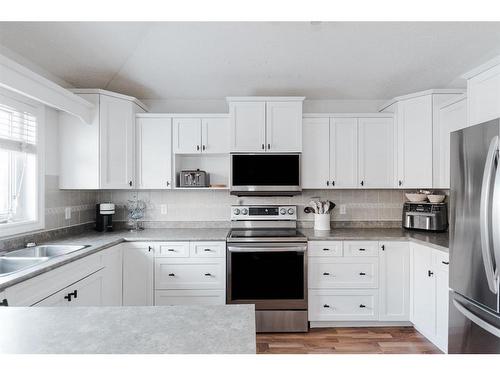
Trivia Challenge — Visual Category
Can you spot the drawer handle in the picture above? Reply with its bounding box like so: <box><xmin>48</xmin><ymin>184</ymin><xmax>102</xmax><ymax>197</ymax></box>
<box><xmin>204</xmin><ymin>249</ymin><xmax>213</xmax><ymax>252</ymax></box>
<box><xmin>428</xmin><ymin>270</ymin><xmax>434</xmax><ymax>277</ymax></box>
<box><xmin>359</xmin><ymin>304</ymin><xmax>366</xmax><ymax>308</ymax></box>
<box><xmin>167</xmin><ymin>249</ymin><xmax>175</xmax><ymax>252</ymax></box>
<box><xmin>359</xmin><ymin>272</ymin><xmax>366</xmax><ymax>276</ymax></box>
<box><xmin>358</xmin><ymin>248</ymin><xmax>366</xmax><ymax>251</ymax></box>
<box><xmin>442</xmin><ymin>261</ymin><xmax>449</xmax><ymax>265</ymax></box>
<box><xmin>204</xmin><ymin>273</ymin><xmax>212</xmax><ymax>276</ymax></box>
<box><xmin>322</xmin><ymin>272</ymin><xmax>330</xmax><ymax>276</ymax></box>
<box><xmin>323</xmin><ymin>304</ymin><xmax>330</xmax><ymax>308</ymax></box>
<box><xmin>168</xmin><ymin>273</ymin><xmax>175</xmax><ymax>277</ymax></box>
<box><xmin>323</xmin><ymin>248</ymin><xmax>330</xmax><ymax>251</ymax></box>
<box><xmin>148</xmin><ymin>246</ymin><xmax>154</xmax><ymax>252</ymax></box>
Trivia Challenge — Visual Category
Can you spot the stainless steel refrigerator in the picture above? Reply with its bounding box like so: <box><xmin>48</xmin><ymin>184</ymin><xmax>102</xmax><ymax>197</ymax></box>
<box><xmin>449</xmin><ymin>118</ymin><xmax>500</xmax><ymax>353</ymax></box>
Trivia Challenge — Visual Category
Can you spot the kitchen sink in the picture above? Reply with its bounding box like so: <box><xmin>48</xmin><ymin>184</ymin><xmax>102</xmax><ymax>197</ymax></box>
<box><xmin>3</xmin><ymin>245</ymin><xmax>89</xmax><ymax>258</ymax></box>
<box><xmin>0</xmin><ymin>257</ymin><xmax>50</xmax><ymax>276</ymax></box>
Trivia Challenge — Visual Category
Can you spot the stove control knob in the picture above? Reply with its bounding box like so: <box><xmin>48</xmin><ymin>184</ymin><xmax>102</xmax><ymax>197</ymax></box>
<box><xmin>288</xmin><ymin>208</ymin><xmax>295</xmax><ymax>215</ymax></box>
<box><xmin>280</xmin><ymin>208</ymin><xmax>286</xmax><ymax>215</ymax></box>
<box><xmin>241</xmin><ymin>208</ymin><xmax>248</xmax><ymax>215</ymax></box>
<box><xmin>233</xmin><ymin>208</ymin><xmax>240</xmax><ymax>215</ymax></box>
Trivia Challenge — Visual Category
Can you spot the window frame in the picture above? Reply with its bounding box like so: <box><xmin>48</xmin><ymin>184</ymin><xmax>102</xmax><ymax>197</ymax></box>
<box><xmin>0</xmin><ymin>89</ymin><xmax>45</xmax><ymax>238</ymax></box>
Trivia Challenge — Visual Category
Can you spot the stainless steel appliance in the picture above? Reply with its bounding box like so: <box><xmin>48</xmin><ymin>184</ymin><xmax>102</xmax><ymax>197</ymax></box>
<box><xmin>449</xmin><ymin>118</ymin><xmax>500</xmax><ymax>353</ymax></box>
<box><xmin>226</xmin><ymin>205</ymin><xmax>308</xmax><ymax>332</ymax></box>
<box><xmin>95</xmin><ymin>203</ymin><xmax>115</xmax><ymax>232</ymax></box>
<box><xmin>179</xmin><ymin>169</ymin><xmax>209</xmax><ymax>187</ymax></box>
<box><xmin>402</xmin><ymin>202</ymin><xmax>448</xmax><ymax>232</ymax></box>
<box><xmin>230</xmin><ymin>153</ymin><xmax>301</xmax><ymax>196</ymax></box>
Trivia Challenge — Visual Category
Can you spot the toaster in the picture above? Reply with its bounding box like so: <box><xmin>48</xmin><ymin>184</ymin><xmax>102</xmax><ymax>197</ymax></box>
<box><xmin>179</xmin><ymin>169</ymin><xmax>209</xmax><ymax>187</ymax></box>
<box><xmin>402</xmin><ymin>202</ymin><xmax>448</xmax><ymax>232</ymax></box>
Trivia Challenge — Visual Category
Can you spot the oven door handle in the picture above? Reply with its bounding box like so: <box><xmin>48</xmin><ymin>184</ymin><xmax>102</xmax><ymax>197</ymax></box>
<box><xmin>227</xmin><ymin>245</ymin><xmax>307</xmax><ymax>253</ymax></box>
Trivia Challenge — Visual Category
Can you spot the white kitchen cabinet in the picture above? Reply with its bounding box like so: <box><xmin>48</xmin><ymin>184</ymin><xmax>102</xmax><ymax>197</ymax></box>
<box><xmin>202</xmin><ymin>117</ymin><xmax>230</xmax><ymax>153</ymax></box>
<box><xmin>122</xmin><ymin>243</ymin><xmax>154</xmax><ymax>306</ymax></box>
<box><xmin>155</xmin><ymin>289</ymin><xmax>225</xmax><ymax>306</ymax></box>
<box><xmin>343</xmin><ymin>241</ymin><xmax>379</xmax><ymax>257</ymax></box>
<box><xmin>136</xmin><ymin>116</ymin><xmax>172</xmax><ymax>189</ymax></box>
<box><xmin>59</xmin><ymin>89</ymin><xmax>146</xmax><ymax>189</ymax></box>
<box><xmin>155</xmin><ymin>258</ymin><xmax>225</xmax><ymax>290</ymax></box>
<box><xmin>301</xmin><ymin>117</ymin><xmax>330</xmax><ymax>189</ymax></box>
<box><xmin>358</xmin><ymin>117</ymin><xmax>395</xmax><ymax>188</ymax></box>
<box><xmin>266</xmin><ymin>101</ymin><xmax>303</xmax><ymax>152</ymax></box>
<box><xmin>309</xmin><ymin>257</ymin><xmax>379</xmax><ymax>289</ymax></box>
<box><xmin>379</xmin><ymin>241</ymin><xmax>410</xmax><ymax>321</ymax></box>
<box><xmin>308</xmin><ymin>241</ymin><xmax>343</xmax><ymax>257</ymax></box>
<box><xmin>229</xmin><ymin>101</ymin><xmax>266</xmax><ymax>152</ymax></box>
<box><xmin>434</xmin><ymin>250</ymin><xmax>449</xmax><ymax>353</ymax></box>
<box><xmin>466</xmin><ymin>60</ymin><xmax>500</xmax><ymax>126</ymax></box>
<box><xmin>309</xmin><ymin>289</ymin><xmax>379</xmax><ymax>321</ymax></box>
<box><xmin>434</xmin><ymin>96</ymin><xmax>467</xmax><ymax>188</ymax></box>
<box><xmin>101</xmin><ymin>245</ymin><xmax>123</xmax><ymax>306</ymax></box>
<box><xmin>34</xmin><ymin>269</ymin><xmax>105</xmax><ymax>307</ymax></box>
<box><xmin>173</xmin><ymin>118</ymin><xmax>202</xmax><ymax>154</ymax></box>
<box><xmin>331</xmin><ymin>117</ymin><xmax>359</xmax><ymax>188</ymax></box>
<box><xmin>228</xmin><ymin>97</ymin><xmax>304</xmax><ymax>152</ymax></box>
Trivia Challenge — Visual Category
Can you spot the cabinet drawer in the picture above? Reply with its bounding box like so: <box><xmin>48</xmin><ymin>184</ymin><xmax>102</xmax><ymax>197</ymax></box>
<box><xmin>309</xmin><ymin>257</ymin><xmax>379</xmax><ymax>289</ymax></box>
<box><xmin>309</xmin><ymin>289</ymin><xmax>379</xmax><ymax>321</ymax></box>
<box><xmin>344</xmin><ymin>241</ymin><xmax>379</xmax><ymax>257</ymax></box>
<box><xmin>190</xmin><ymin>241</ymin><xmax>225</xmax><ymax>258</ymax></box>
<box><xmin>433</xmin><ymin>249</ymin><xmax>449</xmax><ymax>266</ymax></box>
<box><xmin>156</xmin><ymin>242</ymin><xmax>190</xmax><ymax>258</ymax></box>
<box><xmin>308</xmin><ymin>241</ymin><xmax>343</xmax><ymax>257</ymax></box>
<box><xmin>155</xmin><ymin>259</ymin><xmax>225</xmax><ymax>290</ymax></box>
<box><xmin>155</xmin><ymin>289</ymin><xmax>225</xmax><ymax>306</ymax></box>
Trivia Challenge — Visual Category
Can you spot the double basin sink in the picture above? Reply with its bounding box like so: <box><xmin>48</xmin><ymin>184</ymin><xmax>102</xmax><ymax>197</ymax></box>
<box><xmin>0</xmin><ymin>245</ymin><xmax>89</xmax><ymax>277</ymax></box>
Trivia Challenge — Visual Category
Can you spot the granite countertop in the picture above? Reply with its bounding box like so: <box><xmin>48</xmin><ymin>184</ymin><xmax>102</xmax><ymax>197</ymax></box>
<box><xmin>0</xmin><ymin>305</ymin><xmax>256</xmax><ymax>354</ymax></box>
<box><xmin>300</xmin><ymin>228</ymin><xmax>449</xmax><ymax>252</ymax></box>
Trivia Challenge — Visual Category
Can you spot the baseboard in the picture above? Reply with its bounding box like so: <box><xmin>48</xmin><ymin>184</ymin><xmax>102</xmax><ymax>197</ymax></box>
<box><xmin>310</xmin><ymin>321</ymin><xmax>413</xmax><ymax>328</ymax></box>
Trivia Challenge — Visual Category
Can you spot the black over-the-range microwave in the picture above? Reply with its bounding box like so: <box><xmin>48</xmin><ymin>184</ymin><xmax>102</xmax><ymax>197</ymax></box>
<box><xmin>230</xmin><ymin>153</ymin><xmax>301</xmax><ymax>196</ymax></box>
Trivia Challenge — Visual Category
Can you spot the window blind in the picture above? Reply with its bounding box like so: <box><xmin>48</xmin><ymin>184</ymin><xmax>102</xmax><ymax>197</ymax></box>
<box><xmin>0</xmin><ymin>103</ymin><xmax>37</xmax><ymax>154</ymax></box>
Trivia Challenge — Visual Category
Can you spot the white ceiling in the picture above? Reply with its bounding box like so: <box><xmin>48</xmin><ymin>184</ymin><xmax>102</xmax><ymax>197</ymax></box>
<box><xmin>1</xmin><ymin>22</ymin><xmax>500</xmax><ymax>100</ymax></box>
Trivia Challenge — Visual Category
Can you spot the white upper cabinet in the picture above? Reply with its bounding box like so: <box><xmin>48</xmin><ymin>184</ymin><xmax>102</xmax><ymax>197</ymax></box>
<box><xmin>201</xmin><ymin>117</ymin><xmax>230</xmax><ymax>153</ymax></box>
<box><xmin>302</xmin><ymin>117</ymin><xmax>330</xmax><ymax>189</ymax></box>
<box><xmin>358</xmin><ymin>117</ymin><xmax>395</xmax><ymax>188</ymax></box>
<box><xmin>136</xmin><ymin>116</ymin><xmax>172</xmax><ymax>189</ymax></box>
<box><xmin>59</xmin><ymin>89</ymin><xmax>147</xmax><ymax>189</ymax></box>
<box><xmin>331</xmin><ymin>117</ymin><xmax>359</xmax><ymax>188</ymax></box>
<box><xmin>228</xmin><ymin>97</ymin><xmax>304</xmax><ymax>152</ymax></box>
<box><xmin>266</xmin><ymin>101</ymin><xmax>303</xmax><ymax>152</ymax></box>
<box><xmin>434</xmin><ymin>96</ymin><xmax>467</xmax><ymax>189</ymax></box>
<box><xmin>173</xmin><ymin>118</ymin><xmax>202</xmax><ymax>154</ymax></box>
<box><xmin>465</xmin><ymin>60</ymin><xmax>500</xmax><ymax>126</ymax></box>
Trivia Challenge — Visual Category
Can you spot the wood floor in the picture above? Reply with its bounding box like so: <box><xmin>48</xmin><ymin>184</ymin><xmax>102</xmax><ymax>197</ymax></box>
<box><xmin>256</xmin><ymin>327</ymin><xmax>442</xmax><ymax>354</ymax></box>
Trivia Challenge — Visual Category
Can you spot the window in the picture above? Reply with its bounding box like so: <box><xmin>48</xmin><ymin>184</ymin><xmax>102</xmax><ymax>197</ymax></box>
<box><xmin>0</xmin><ymin>92</ymin><xmax>44</xmax><ymax>237</ymax></box>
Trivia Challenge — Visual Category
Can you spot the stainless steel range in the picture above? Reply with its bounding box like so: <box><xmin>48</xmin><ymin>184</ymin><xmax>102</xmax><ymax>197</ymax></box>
<box><xmin>226</xmin><ymin>204</ymin><xmax>308</xmax><ymax>332</ymax></box>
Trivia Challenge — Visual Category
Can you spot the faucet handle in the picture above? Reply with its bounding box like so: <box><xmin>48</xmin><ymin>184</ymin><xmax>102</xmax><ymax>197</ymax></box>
<box><xmin>26</xmin><ymin>242</ymin><xmax>37</xmax><ymax>248</ymax></box>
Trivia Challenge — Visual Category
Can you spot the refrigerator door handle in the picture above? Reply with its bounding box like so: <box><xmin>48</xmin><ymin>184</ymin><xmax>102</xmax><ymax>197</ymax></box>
<box><xmin>492</xmin><ymin>137</ymin><xmax>500</xmax><ymax>285</ymax></box>
<box><xmin>453</xmin><ymin>299</ymin><xmax>500</xmax><ymax>338</ymax></box>
<box><xmin>480</xmin><ymin>136</ymin><xmax>499</xmax><ymax>294</ymax></box>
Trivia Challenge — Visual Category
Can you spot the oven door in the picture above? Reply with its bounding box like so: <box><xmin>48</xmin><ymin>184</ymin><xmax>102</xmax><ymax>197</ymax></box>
<box><xmin>226</xmin><ymin>242</ymin><xmax>307</xmax><ymax>310</ymax></box>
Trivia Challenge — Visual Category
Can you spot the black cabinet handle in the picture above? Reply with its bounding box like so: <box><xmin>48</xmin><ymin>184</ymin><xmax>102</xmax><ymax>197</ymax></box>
<box><xmin>64</xmin><ymin>290</ymin><xmax>76</xmax><ymax>302</ymax></box>
<box><xmin>168</xmin><ymin>273</ymin><xmax>175</xmax><ymax>277</ymax></box>
<box><xmin>149</xmin><ymin>246</ymin><xmax>154</xmax><ymax>252</ymax></box>
<box><xmin>267</xmin><ymin>143</ymin><xmax>271</xmax><ymax>150</ymax></box>
<box><xmin>381</xmin><ymin>245</ymin><xmax>385</xmax><ymax>251</ymax></box>
<box><xmin>428</xmin><ymin>270</ymin><xmax>434</xmax><ymax>277</ymax></box>
<box><xmin>323</xmin><ymin>248</ymin><xmax>330</xmax><ymax>251</ymax></box>
<box><xmin>360</xmin><ymin>180</ymin><xmax>364</xmax><ymax>186</ymax></box>
<box><xmin>64</xmin><ymin>293</ymin><xmax>71</xmax><ymax>302</ymax></box>
<box><xmin>332</xmin><ymin>180</ymin><xmax>335</xmax><ymax>186</ymax></box>
<box><xmin>167</xmin><ymin>248</ymin><xmax>175</xmax><ymax>252</ymax></box>
<box><xmin>323</xmin><ymin>304</ymin><xmax>330</xmax><ymax>308</ymax></box>
<box><xmin>204</xmin><ymin>248</ymin><xmax>212</xmax><ymax>252</ymax></box>
<box><xmin>398</xmin><ymin>180</ymin><xmax>402</xmax><ymax>186</ymax></box>
<box><xmin>202</xmin><ymin>145</ymin><xmax>206</xmax><ymax>151</ymax></box>
<box><xmin>261</xmin><ymin>144</ymin><xmax>265</xmax><ymax>150</ymax></box>
<box><xmin>204</xmin><ymin>273</ymin><xmax>212</xmax><ymax>276</ymax></box>
<box><xmin>359</xmin><ymin>304</ymin><xmax>366</xmax><ymax>308</ymax></box>
<box><xmin>326</xmin><ymin>181</ymin><xmax>330</xmax><ymax>186</ymax></box>
<box><xmin>72</xmin><ymin>290</ymin><xmax>77</xmax><ymax>299</ymax></box>
<box><xmin>0</xmin><ymin>298</ymin><xmax>8</xmax><ymax>306</ymax></box>
<box><xmin>358</xmin><ymin>248</ymin><xmax>366</xmax><ymax>251</ymax></box>
<box><xmin>442</xmin><ymin>261</ymin><xmax>449</xmax><ymax>265</ymax></box>
<box><xmin>197</xmin><ymin>145</ymin><xmax>200</xmax><ymax>151</ymax></box>
<box><xmin>359</xmin><ymin>272</ymin><xmax>366</xmax><ymax>276</ymax></box>
<box><xmin>166</xmin><ymin>181</ymin><xmax>170</xmax><ymax>186</ymax></box>
<box><xmin>128</xmin><ymin>180</ymin><xmax>132</xmax><ymax>187</ymax></box>
<box><xmin>323</xmin><ymin>272</ymin><xmax>330</xmax><ymax>275</ymax></box>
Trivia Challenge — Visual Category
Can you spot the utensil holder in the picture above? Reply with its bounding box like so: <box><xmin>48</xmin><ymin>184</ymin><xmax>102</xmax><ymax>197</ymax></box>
<box><xmin>314</xmin><ymin>214</ymin><xmax>331</xmax><ymax>231</ymax></box>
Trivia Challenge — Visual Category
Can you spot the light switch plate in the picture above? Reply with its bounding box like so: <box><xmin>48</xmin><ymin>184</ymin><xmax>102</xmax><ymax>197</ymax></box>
<box><xmin>65</xmin><ymin>207</ymin><xmax>71</xmax><ymax>220</ymax></box>
<box><xmin>160</xmin><ymin>204</ymin><xmax>168</xmax><ymax>215</ymax></box>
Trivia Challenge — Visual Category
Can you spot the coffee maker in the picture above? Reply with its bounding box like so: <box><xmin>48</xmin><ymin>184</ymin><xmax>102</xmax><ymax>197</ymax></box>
<box><xmin>95</xmin><ymin>203</ymin><xmax>115</xmax><ymax>232</ymax></box>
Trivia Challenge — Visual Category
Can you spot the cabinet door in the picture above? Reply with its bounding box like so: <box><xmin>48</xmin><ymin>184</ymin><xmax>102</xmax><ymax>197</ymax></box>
<box><xmin>397</xmin><ymin>96</ymin><xmax>433</xmax><ymax>188</ymax></box>
<box><xmin>229</xmin><ymin>101</ymin><xmax>266</xmax><ymax>152</ymax></box>
<box><xmin>101</xmin><ymin>245</ymin><xmax>123</xmax><ymax>306</ymax></box>
<box><xmin>302</xmin><ymin>117</ymin><xmax>331</xmax><ymax>189</ymax></box>
<box><xmin>435</xmin><ymin>98</ymin><xmax>467</xmax><ymax>188</ymax></box>
<box><xmin>137</xmin><ymin>117</ymin><xmax>172</xmax><ymax>189</ymax></box>
<box><xmin>411</xmin><ymin>244</ymin><xmax>436</xmax><ymax>338</ymax></box>
<box><xmin>468</xmin><ymin>64</ymin><xmax>500</xmax><ymax>126</ymax></box>
<box><xmin>379</xmin><ymin>242</ymin><xmax>410</xmax><ymax>321</ymax></box>
<box><xmin>122</xmin><ymin>243</ymin><xmax>154</xmax><ymax>306</ymax></box>
<box><xmin>99</xmin><ymin>95</ymin><xmax>136</xmax><ymax>189</ymax></box>
<box><xmin>358</xmin><ymin>118</ymin><xmax>395</xmax><ymax>188</ymax></box>
<box><xmin>331</xmin><ymin>118</ymin><xmax>358</xmax><ymax>188</ymax></box>
<box><xmin>434</xmin><ymin>250</ymin><xmax>449</xmax><ymax>352</ymax></box>
<box><xmin>34</xmin><ymin>269</ymin><xmax>105</xmax><ymax>307</ymax></box>
<box><xmin>172</xmin><ymin>118</ymin><xmax>202</xmax><ymax>154</ymax></box>
<box><xmin>266</xmin><ymin>101</ymin><xmax>302</xmax><ymax>152</ymax></box>
<box><xmin>201</xmin><ymin>117</ymin><xmax>229</xmax><ymax>153</ymax></box>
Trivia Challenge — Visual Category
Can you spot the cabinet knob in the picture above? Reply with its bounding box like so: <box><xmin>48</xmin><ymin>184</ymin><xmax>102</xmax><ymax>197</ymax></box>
<box><xmin>149</xmin><ymin>246</ymin><xmax>154</xmax><ymax>252</ymax></box>
<box><xmin>204</xmin><ymin>248</ymin><xmax>212</xmax><ymax>252</ymax></box>
<box><xmin>322</xmin><ymin>248</ymin><xmax>330</xmax><ymax>251</ymax></box>
<box><xmin>358</xmin><ymin>248</ymin><xmax>366</xmax><ymax>252</ymax></box>
<box><xmin>166</xmin><ymin>181</ymin><xmax>170</xmax><ymax>187</ymax></box>
<box><xmin>0</xmin><ymin>298</ymin><xmax>9</xmax><ymax>306</ymax></box>
<box><xmin>168</xmin><ymin>273</ymin><xmax>175</xmax><ymax>277</ymax></box>
<box><xmin>428</xmin><ymin>270</ymin><xmax>434</xmax><ymax>277</ymax></box>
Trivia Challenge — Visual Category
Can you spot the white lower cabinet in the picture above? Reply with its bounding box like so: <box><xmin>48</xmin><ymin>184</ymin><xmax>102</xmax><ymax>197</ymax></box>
<box><xmin>379</xmin><ymin>241</ymin><xmax>410</xmax><ymax>321</ymax></box>
<box><xmin>122</xmin><ymin>243</ymin><xmax>154</xmax><ymax>306</ymax></box>
<box><xmin>101</xmin><ymin>245</ymin><xmax>123</xmax><ymax>306</ymax></box>
<box><xmin>155</xmin><ymin>289</ymin><xmax>225</xmax><ymax>306</ymax></box>
<box><xmin>155</xmin><ymin>259</ymin><xmax>225</xmax><ymax>290</ymax></box>
<box><xmin>309</xmin><ymin>257</ymin><xmax>379</xmax><ymax>289</ymax></box>
<box><xmin>309</xmin><ymin>289</ymin><xmax>379</xmax><ymax>321</ymax></box>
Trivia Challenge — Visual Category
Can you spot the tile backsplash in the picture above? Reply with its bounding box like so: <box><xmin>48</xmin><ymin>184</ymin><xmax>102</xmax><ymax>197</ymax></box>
<box><xmin>98</xmin><ymin>189</ymin><xmax>410</xmax><ymax>227</ymax></box>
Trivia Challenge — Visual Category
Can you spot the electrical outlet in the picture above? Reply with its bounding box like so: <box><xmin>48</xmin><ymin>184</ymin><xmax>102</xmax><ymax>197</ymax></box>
<box><xmin>340</xmin><ymin>204</ymin><xmax>347</xmax><ymax>215</ymax></box>
<box><xmin>160</xmin><ymin>204</ymin><xmax>168</xmax><ymax>215</ymax></box>
<box><xmin>65</xmin><ymin>207</ymin><xmax>71</xmax><ymax>220</ymax></box>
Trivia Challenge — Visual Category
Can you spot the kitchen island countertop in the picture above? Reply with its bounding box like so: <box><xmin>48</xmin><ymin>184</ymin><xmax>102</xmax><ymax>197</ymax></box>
<box><xmin>0</xmin><ymin>304</ymin><xmax>256</xmax><ymax>354</ymax></box>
